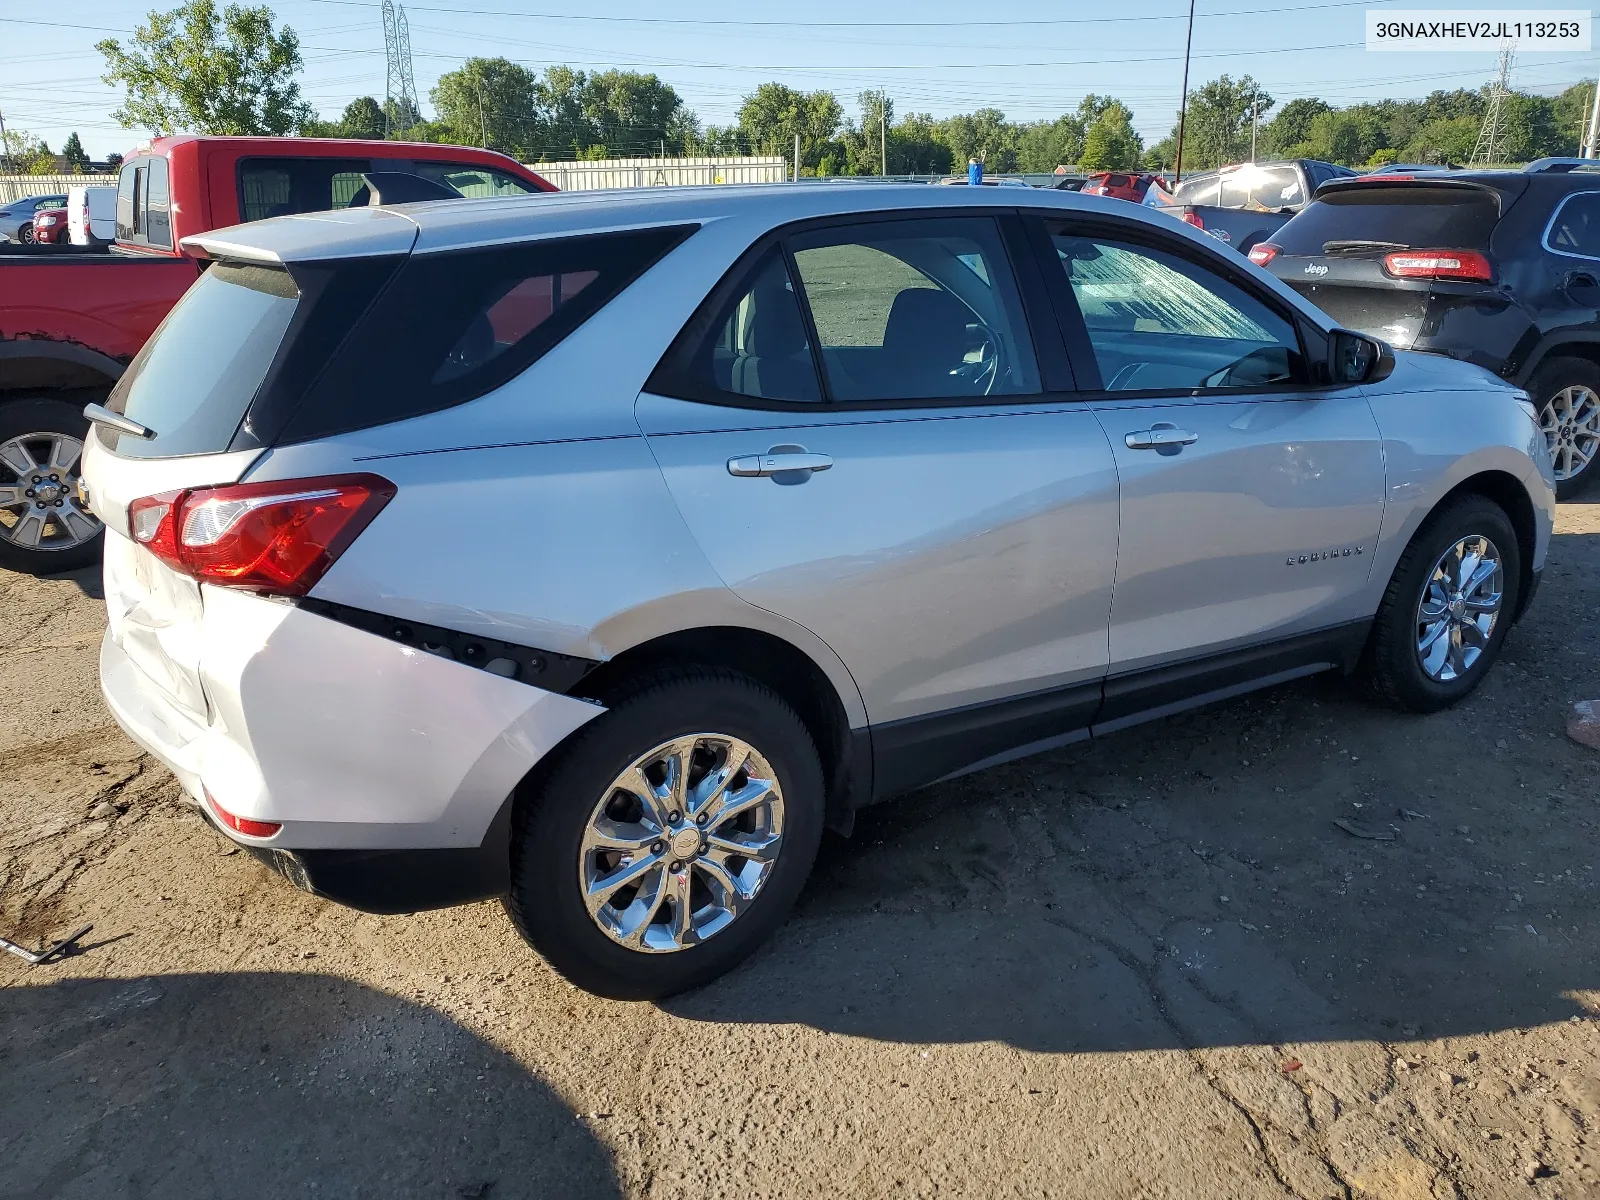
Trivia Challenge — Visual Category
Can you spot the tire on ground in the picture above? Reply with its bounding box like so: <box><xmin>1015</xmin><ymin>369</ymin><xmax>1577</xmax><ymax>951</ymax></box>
<box><xmin>505</xmin><ymin>668</ymin><xmax>825</xmax><ymax>1000</ymax></box>
<box><xmin>1364</xmin><ymin>494</ymin><xmax>1521</xmax><ymax>714</ymax></box>
<box><xmin>1527</xmin><ymin>354</ymin><xmax>1600</xmax><ymax>501</ymax></box>
<box><xmin>0</xmin><ymin>396</ymin><xmax>105</xmax><ymax>574</ymax></box>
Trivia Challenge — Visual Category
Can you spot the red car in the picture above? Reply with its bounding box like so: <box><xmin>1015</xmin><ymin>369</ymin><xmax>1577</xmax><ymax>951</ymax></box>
<box><xmin>0</xmin><ymin>135</ymin><xmax>556</xmax><ymax>573</ymax></box>
<box><xmin>1081</xmin><ymin>171</ymin><xmax>1171</xmax><ymax>204</ymax></box>
<box><xmin>27</xmin><ymin>204</ymin><xmax>69</xmax><ymax>245</ymax></box>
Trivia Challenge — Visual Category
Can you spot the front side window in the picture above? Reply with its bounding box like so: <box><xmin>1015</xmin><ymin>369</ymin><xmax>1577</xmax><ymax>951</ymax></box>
<box><xmin>788</xmin><ymin>216</ymin><xmax>1040</xmax><ymax>402</ymax></box>
<box><xmin>1051</xmin><ymin>231</ymin><xmax>1305</xmax><ymax>392</ymax></box>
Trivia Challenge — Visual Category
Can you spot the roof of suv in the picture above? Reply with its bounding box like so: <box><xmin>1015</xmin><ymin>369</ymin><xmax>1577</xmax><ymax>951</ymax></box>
<box><xmin>184</xmin><ymin>182</ymin><xmax>1147</xmax><ymax>265</ymax></box>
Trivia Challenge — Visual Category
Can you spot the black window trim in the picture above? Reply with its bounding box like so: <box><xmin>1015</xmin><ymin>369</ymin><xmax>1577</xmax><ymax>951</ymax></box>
<box><xmin>1023</xmin><ymin>211</ymin><xmax>1346</xmax><ymax>401</ymax></box>
<box><xmin>644</xmin><ymin>206</ymin><xmax>1079</xmax><ymax>414</ymax></box>
<box><xmin>1540</xmin><ymin>188</ymin><xmax>1600</xmax><ymax>263</ymax></box>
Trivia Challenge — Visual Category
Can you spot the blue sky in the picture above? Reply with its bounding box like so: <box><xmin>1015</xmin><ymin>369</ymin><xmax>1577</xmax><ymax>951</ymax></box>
<box><xmin>1</xmin><ymin>0</ymin><xmax>1595</xmax><ymax>160</ymax></box>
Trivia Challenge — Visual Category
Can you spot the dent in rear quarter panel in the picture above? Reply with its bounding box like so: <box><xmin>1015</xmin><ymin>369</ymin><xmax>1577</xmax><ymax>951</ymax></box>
<box><xmin>1360</xmin><ymin>353</ymin><xmax>1555</xmax><ymax>613</ymax></box>
<box><xmin>297</xmin><ymin>434</ymin><xmax>869</xmax><ymax>729</ymax></box>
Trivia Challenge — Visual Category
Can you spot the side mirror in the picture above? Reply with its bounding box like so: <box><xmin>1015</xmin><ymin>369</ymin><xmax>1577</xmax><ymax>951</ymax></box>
<box><xmin>1330</xmin><ymin>329</ymin><xmax>1393</xmax><ymax>385</ymax></box>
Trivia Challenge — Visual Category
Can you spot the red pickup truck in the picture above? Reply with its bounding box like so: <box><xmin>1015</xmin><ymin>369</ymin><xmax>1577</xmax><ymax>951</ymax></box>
<box><xmin>0</xmin><ymin>135</ymin><xmax>554</xmax><ymax>574</ymax></box>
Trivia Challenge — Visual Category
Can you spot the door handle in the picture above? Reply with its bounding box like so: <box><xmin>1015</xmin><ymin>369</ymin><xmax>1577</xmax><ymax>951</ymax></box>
<box><xmin>727</xmin><ymin>450</ymin><xmax>834</xmax><ymax>477</ymax></box>
<box><xmin>1124</xmin><ymin>427</ymin><xmax>1199</xmax><ymax>451</ymax></box>
<box><xmin>1565</xmin><ymin>270</ymin><xmax>1599</xmax><ymax>293</ymax></box>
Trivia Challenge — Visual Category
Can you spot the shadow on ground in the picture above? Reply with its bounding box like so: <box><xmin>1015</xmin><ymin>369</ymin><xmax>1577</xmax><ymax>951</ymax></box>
<box><xmin>0</xmin><ymin>972</ymin><xmax>619</xmax><ymax>1200</ymax></box>
<box><xmin>668</xmin><ymin>530</ymin><xmax>1600</xmax><ymax>1057</ymax></box>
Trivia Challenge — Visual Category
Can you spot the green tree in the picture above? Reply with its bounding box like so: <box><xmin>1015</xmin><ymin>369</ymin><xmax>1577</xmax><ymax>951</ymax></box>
<box><xmin>1263</xmin><ymin>98</ymin><xmax>1330</xmax><ymax>157</ymax></box>
<box><xmin>61</xmin><ymin>132</ymin><xmax>90</xmax><ymax>173</ymax></box>
<box><xmin>893</xmin><ymin>112</ymin><xmax>953</xmax><ymax>175</ymax></box>
<box><xmin>1296</xmin><ymin>108</ymin><xmax>1384</xmax><ymax>165</ymax></box>
<box><xmin>1553</xmin><ymin>80</ymin><xmax>1596</xmax><ymax>152</ymax></box>
<box><xmin>105</xmin><ymin>152</ymin><xmax>125</xmax><ymax>170</ymax></box>
<box><xmin>581</xmin><ymin>70</ymin><xmax>690</xmax><ymax>156</ymax></box>
<box><xmin>936</xmin><ymin>108</ymin><xmax>1016</xmax><ymax>170</ymax></box>
<box><xmin>1402</xmin><ymin>116</ymin><xmax>1480</xmax><ymax>165</ymax></box>
<box><xmin>1172</xmin><ymin>75</ymin><xmax>1273</xmax><ymax>171</ymax></box>
<box><xmin>97</xmin><ymin>0</ymin><xmax>313</xmax><ymax>135</ymax></box>
<box><xmin>1079</xmin><ymin>103</ymin><xmax>1143</xmax><ymax>170</ymax></box>
<box><xmin>431</xmin><ymin>57</ymin><xmax>541</xmax><ymax>154</ymax></box>
<box><xmin>340</xmin><ymin>96</ymin><xmax>385</xmax><ymax>139</ymax></box>
<box><xmin>1014</xmin><ymin>114</ymin><xmax>1085</xmax><ymax>172</ymax></box>
<box><xmin>735</xmin><ymin>83</ymin><xmax>843</xmax><ymax>172</ymax></box>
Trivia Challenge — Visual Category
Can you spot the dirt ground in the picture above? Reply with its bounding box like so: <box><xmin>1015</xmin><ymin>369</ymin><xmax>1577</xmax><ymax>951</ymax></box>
<box><xmin>4</xmin><ymin>498</ymin><xmax>1600</xmax><ymax>1200</ymax></box>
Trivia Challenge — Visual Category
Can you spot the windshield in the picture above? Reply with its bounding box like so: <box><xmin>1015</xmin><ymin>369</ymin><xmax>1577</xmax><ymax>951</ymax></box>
<box><xmin>1273</xmin><ymin>186</ymin><xmax>1501</xmax><ymax>255</ymax></box>
<box><xmin>104</xmin><ymin>263</ymin><xmax>299</xmax><ymax>458</ymax></box>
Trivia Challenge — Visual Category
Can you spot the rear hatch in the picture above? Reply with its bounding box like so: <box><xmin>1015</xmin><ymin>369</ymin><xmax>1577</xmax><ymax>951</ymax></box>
<box><xmin>1257</xmin><ymin>178</ymin><xmax>1521</xmax><ymax>347</ymax></box>
<box><xmin>87</xmin><ymin>260</ymin><xmax>310</xmax><ymax>724</ymax></box>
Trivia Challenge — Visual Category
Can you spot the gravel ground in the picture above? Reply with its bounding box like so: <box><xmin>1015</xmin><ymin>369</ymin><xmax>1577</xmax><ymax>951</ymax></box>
<box><xmin>3</xmin><ymin>496</ymin><xmax>1599</xmax><ymax>1200</ymax></box>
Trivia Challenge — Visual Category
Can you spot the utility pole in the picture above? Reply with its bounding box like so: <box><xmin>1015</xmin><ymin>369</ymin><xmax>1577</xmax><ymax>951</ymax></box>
<box><xmin>1585</xmin><ymin>79</ymin><xmax>1600</xmax><ymax>157</ymax></box>
<box><xmin>794</xmin><ymin>131</ymin><xmax>801</xmax><ymax>181</ymax></box>
<box><xmin>476</xmin><ymin>83</ymin><xmax>488</xmax><ymax>149</ymax></box>
<box><xmin>1173</xmin><ymin>0</ymin><xmax>1197</xmax><ymax>184</ymax></box>
<box><xmin>880</xmin><ymin>89</ymin><xmax>888</xmax><ymax>176</ymax></box>
<box><xmin>0</xmin><ymin>107</ymin><xmax>9</xmax><ymax>175</ymax></box>
<box><xmin>1251</xmin><ymin>101</ymin><xmax>1259</xmax><ymax>163</ymax></box>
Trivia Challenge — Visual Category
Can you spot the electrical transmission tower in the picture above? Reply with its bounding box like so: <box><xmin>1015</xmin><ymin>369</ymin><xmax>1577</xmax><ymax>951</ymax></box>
<box><xmin>1470</xmin><ymin>44</ymin><xmax>1515</xmax><ymax>166</ymax></box>
<box><xmin>382</xmin><ymin>0</ymin><xmax>419</xmax><ymax>137</ymax></box>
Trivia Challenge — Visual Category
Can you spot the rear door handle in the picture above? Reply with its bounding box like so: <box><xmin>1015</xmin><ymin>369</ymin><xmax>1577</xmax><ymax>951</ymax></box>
<box><xmin>1124</xmin><ymin>427</ymin><xmax>1199</xmax><ymax>450</ymax></box>
<box><xmin>1565</xmin><ymin>271</ymin><xmax>1599</xmax><ymax>292</ymax></box>
<box><xmin>727</xmin><ymin>451</ymin><xmax>834</xmax><ymax>477</ymax></box>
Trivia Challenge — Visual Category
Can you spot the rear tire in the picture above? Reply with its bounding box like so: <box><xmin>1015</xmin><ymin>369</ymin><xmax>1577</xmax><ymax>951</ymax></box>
<box><xmin>1527</xmin><ymin>355</ymin><xmax>1600</xmax><ymax>500</ymax></box>
<box><xmin>17</xmin><ymin>225</ymin><xmax>34</xmax><ymax>245</ymax></box>
<box><xmin>505</xmin><ymin>668</ymin><xmax>824</xmax><ymax>1000</ymax></box>
<box><xmin>0</xmin><ymin>397</ymin><xmax>105</xmax><ymax>575</ymax></box>
<box><xmin>1364</xmin><ymin>496</ymin><xmax>1520</xmax><ymax>713</ymax></box>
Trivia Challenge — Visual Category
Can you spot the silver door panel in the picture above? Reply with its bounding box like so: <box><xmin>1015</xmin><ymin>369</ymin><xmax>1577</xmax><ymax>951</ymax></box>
<box><xmin>640</xmin><ymin>391</ymin><xmax>1120</xmax><ymax>724</ymax></box>
<box><xmin>1094</xmin><ymin>392</ymin><xmax>1386</xmax><ymax>673</ymax></box>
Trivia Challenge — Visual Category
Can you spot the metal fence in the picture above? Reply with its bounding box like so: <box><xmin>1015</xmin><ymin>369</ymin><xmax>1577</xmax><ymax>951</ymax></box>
<box><xmin>527</xmin><ymin>156</ymin><xmax>788</xmax><ymax>190</ymax></box>
<box><xmin>0</xmin><ymin>174</ymin><xmax>114</xmax><ymax>203</ymax></box>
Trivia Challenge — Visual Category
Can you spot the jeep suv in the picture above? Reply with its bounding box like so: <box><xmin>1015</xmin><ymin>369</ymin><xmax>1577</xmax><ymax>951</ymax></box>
<box><xmin>1252</xmin><ymin>158</ymin><xmax>1600</xmax><ymax>498</ymax></box>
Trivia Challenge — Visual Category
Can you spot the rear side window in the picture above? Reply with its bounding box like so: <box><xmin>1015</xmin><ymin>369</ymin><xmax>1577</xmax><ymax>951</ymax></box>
<box><xmin>271</xmin><ymin>225</ymin><xmax>694</xmax><ymax>444</ymax></box>
<box><xmin>238</xmin><ymin>157</ymin><xmax>372</xmax><ymax>222</ymax></box>
<box><xmin>1219</xmin><ymin>165</ymin><xmax>1303</xmax><ymax>210</ymax></box>
<box><xmin>1274</xmin><ymin>186</ymin><xmax>1501</xmax><ymax>255</ymax></box>
<box><xmin>103</xmin><ymin>264</ymin><xmax>299</xmax><ymax>458</ymax></box>
<box><xmin>1545</xmin><ymin>192</ymin><xmax>1600</xmax><ymax>259</ymax></box>
<box><xmin>410</xmin><ymin>162</ymin><xmax>540</xmax><ymax>197</ymax></box>
<box><xmin>689</xmin><ymin>248</ymin><xmax>821</xmax><ymax>403</ymax></box>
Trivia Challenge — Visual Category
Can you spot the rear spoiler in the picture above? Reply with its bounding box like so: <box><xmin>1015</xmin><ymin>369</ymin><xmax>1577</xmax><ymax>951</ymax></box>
<box><xmin>1524</xmin><ymin>157</ymin><xmax>1600</xmax><ymax>174</ymax></box>
<box><xmin>1311</xmin><ymin>174</ymin><xmax>1523</xmax><ymax>214</ymax></box>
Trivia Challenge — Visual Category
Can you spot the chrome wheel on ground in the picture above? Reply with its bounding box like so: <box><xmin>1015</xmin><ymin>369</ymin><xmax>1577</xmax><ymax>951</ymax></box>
<box><xmin>1414</xmin><ymin>534</ymin><xmax>1504</xmax><ymax>683</ymax></box>
<box><xmin>1539</xmin><ymin>384</ymin><xmax>1599</xmax><ymax>487</ymax></box>
<box><xmin>580</xmin><ymin>733</ymin><xmax>784</xmax><ymax>953</ymax></box>
<box><xmin>0</xmin><ymin>431</ymin><xmax>101</xmax><ymax>555</ymax></box>
<box><xmin>17</xmin><ymin>225</ymin><xmax>34</xmax><ymax>245</ymax></box>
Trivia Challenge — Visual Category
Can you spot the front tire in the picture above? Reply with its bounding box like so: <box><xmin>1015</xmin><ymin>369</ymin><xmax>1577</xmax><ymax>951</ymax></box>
<box><xmin>17</xmin><ymin>224</ymin><xmax>34</xmax><ymax>245</ymax></box>
<box><xmin>1528</xmin><ymin>355</ymin><xmax>1600</xmax><ymax>500</ymax></box>
<box><xmin>0</xmin><ymin>397</ymin><xmax>104</xmax><ymax>575</ymax></box>
<box><xmin>1365</xmin><ymin>496</ymin><xmax>1520</xmax><ymax>713</ymax></box>
<box><xmin>505</xmin><ymin>669</ymin><xmax>824</xmax><ymax>1000</ymax></box>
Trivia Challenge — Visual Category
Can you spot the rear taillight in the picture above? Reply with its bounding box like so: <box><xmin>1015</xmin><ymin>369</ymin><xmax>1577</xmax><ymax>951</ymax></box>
<box><xmin>1181</xmin><ymin>209</ymin><xmax>1204</xmax><ymax>229</ymax></box>
<box><xmin>205</xmin><ymin>787</ymin><xmax>281</xmax><ymax>838</ymax></box>
<box><xmin>1248</xmin><ymin>243</ymin><xmax>1281</xmax><ymax>267</ymax></box>
<box><xmin>1382</xmin><ymin>249</ymin><xmax>1492</xmax><ymax>282</ymax></box>
<box><xmin>127</xmin><ymin>474</ymin><xmax>394</xmax><ymax>596</ymax></box>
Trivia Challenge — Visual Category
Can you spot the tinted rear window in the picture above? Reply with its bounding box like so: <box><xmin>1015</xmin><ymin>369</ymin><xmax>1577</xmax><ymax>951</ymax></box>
<box><xmin>238</xmin><ymin>157</ymin><xmax>373</xmax><ymax>222</ymax></box>
<box><xmin>265</xmin><ymin>225</ymin><xmax>695</xmax><ymax>446</ymax></box>
<box><xmin>103</xmin><ymin>264</ymin><xmax>298</xmax><ymax>458</ymax></box>
<box><xmin>1273</xmin><ymin>186</ymin><xmax>1501</xmax><ymax>255</ymax></box>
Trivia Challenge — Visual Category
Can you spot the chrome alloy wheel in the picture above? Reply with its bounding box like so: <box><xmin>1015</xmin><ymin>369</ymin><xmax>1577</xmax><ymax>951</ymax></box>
<box><xmin>1540</xmin><ymin>384</ymin><xmax>1600</xmax><ymax>482</ymax></box>
<box><xmin>1414</xmin><ymin>534</ymin><xmax>1504</xmax><ymax>683</ymax></box>
<box><xmin>578</xmin><ymin>733</ymin><xmax>785</xmax><ymax>953</ymax></box>
<box><xmin>0</xmin><ymin>432</ymin><xmax>101</xmax><ymax>553</ymax></box>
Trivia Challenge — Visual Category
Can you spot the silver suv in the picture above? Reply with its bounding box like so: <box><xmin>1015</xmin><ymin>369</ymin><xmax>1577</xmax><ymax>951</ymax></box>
<box><xmin>82</xmin><ymin>185</ymin><xmax>1556</xmax><ymax>998</ymax></box>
